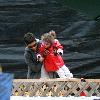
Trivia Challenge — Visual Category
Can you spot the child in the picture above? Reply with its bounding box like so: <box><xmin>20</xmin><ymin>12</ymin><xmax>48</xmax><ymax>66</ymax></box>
<box><xmin>39</xmin><ymin>33</ymin><xmax>73</xmax><ymax>78</ymax></box>
<box><xmin>49</xmin><ymin>30</ymin><xmax>63</xmax><ymax>55</ymax></box>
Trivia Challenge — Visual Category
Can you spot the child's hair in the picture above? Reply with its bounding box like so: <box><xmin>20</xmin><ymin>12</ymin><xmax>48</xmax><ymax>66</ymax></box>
<box><xmin>24</xmin><ymin>32</ymin><xmax>36</xmax><ymax>45</ymax></box>
<box><xmin>41</xmin><ymin>33</ymin><xmax>54</xmax><ymax>43</ymax></box>
<box><xmin>49</xmin><ymin>30</ymin><xmax>56</xmax><ymax>38</ymax></box>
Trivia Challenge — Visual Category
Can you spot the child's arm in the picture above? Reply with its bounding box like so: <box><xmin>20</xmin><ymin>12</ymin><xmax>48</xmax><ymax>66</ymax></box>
<box><xmin>54</xmin><ymin>39</ymin><xmax>63</xmax><ymax>55</ymax></box>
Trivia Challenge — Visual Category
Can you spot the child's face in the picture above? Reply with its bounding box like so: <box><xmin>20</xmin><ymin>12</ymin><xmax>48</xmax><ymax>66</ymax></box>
<box><xmin>43</xmin><ymin>41</ymin><xmax>51</xmax><ymax>48</ymax></box>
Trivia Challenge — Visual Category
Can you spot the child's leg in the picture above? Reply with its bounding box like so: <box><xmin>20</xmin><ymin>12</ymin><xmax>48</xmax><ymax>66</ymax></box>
<box><xmin>56</xmin><ymin>68</ymin><xmax>67</xmax><ymax>78</ymax></box>
<box><xmin>61</xmin><ymin>65</ymin><xmax>73</xmax><ymax>78</ymax></box>
<box><xmin>41</xmin><ymin>65</ymin><xmax>50</xmax><ymax>78</ymax></box>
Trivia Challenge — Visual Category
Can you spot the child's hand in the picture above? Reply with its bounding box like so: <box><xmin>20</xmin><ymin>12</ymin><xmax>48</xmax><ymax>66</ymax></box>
<box><xmin>36</xmin><ymin>54</ymin><xmax>43</xmax><ymax>62</ymax></box>
<box><xmin>57</xmin><ymin>49</ymin><xmax>63</xmax><ymax>55</ymax></box>
<box><xmin>39</xmin><ymin>57</ymin><xmax>44</xmax><ymax>62</ymax></box>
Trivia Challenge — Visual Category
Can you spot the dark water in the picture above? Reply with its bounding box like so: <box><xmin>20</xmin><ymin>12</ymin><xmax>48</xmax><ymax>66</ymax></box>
<box><xmin>0</xmin><ymin>0</ymin><xmax>100</xmax><ymax>79</ymax></box>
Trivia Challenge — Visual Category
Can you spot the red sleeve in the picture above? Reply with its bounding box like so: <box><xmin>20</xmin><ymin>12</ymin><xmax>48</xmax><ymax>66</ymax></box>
<box><xmin>53</xmin><ymin>39</ymin><xmax>63</xmax><ymax>50</ymax></box>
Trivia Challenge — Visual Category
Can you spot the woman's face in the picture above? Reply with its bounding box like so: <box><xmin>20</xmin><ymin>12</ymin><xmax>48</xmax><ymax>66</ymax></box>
<box><xmin>28</xmin><ymin>41</ymin><xmax>37</xmax><ymax>51</ymax></box>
